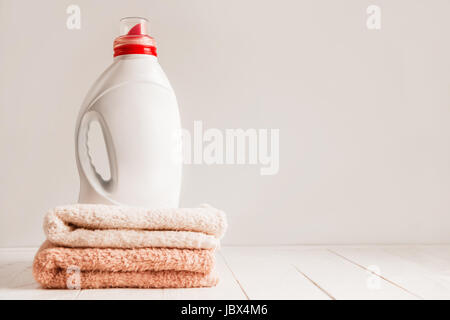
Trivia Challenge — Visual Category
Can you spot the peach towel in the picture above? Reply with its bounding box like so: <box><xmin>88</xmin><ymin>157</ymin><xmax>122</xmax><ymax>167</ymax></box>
<box><xmin>44</xmin><ymin>204</ymin><xmax>227</xmax><ymax>249</ymax></box>
<box><xmin>33</xmin><ymin>241</ymin><xmax>218</xmax><ymax>289</ymax></box>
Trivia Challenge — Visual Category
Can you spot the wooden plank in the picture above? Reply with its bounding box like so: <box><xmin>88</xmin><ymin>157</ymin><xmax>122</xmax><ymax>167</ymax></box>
<box><xmin>287</xmin><ymin>247</ymin><xmax>418</xmax><ymax>300</ymax></box>
<box><xmin>0</xmin><ymin>261</ymin><xmax>34</xmax><ymax>288</ymax></box>
<box><xmin>417</xmin><ymin>245</ymin><xmax>450</xmax><ymax>264</ymax></box>
<box><xmin>220</xmin><ymin>247</ymin><xmax>330</xmax><ymax>300</ymax></box>
<box><xmin>0</xmin><ymin>247</ymin><xmax>80</xmax><ymax>300</ymax></box>
<box><xmin>0</xmin><ymin>247</ymin><xmax>245</xmax><ymax>300</ymax></box>
<box><xmin>378</xmin><ymin>246</ymin><xmax>450</xmax><ymax>299</ymax></box>
<box><xmin>77</xmin><ymin>288</ymin><xmax>164</xmax><ymax>300</ymax></box>
<box><xmin>0</xmin><ymin>261</ymin><xmax>80</xmax><ymax>300</ymax></box>
<box><xmin>3</xmin><ymin>246</ymin><xmax>448</xmax><ymax>300</ymax></box>
<box><xmin>330</xmin><ymin>247</ymin><xmax>443</xmax><ymax>299</ymax></box>
<box><xmin>162</xmin><ymin>251</ymin><xmax>247</xmax><ymax>300</ymax></box>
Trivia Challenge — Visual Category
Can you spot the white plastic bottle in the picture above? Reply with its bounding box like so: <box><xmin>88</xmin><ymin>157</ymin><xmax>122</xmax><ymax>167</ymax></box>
<box><xmin>75</xmin><ymin>17</ymin><xmax>182</xmax><ymax>208</ymax></box>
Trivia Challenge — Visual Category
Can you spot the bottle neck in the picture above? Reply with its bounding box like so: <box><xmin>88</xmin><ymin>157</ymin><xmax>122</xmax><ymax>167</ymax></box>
<box><xmin>113</xmin><ymin>54</ymin><xmax>158</xmax><ymax>61</ymax></box>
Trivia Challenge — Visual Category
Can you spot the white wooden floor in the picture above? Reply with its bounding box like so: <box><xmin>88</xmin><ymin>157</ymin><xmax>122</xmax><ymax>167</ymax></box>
<box><xmin>1</xmin><ymin>246</ymin><xmax>450</xmax><ymax>300</ymax></box>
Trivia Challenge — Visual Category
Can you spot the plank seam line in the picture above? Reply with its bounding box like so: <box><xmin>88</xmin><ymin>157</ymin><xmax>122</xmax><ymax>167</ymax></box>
<box><xmin>292</xmin><ymin>265</ymin><xmax>336</xmax><ymax>300</ymax></box>
<box><xmin>74</xmin><ymin>289</ymin><xmax>82</xmax><ymax>300</ymax></box>
<box><xmin>218</xmin><ymin>251</ymin><xmax>250</xmax><ymax>300</ymax></box>
<box><xmin>328</xmin><ymin>249</ymin><xmax>423</xmax><ymax>299</ymax></box>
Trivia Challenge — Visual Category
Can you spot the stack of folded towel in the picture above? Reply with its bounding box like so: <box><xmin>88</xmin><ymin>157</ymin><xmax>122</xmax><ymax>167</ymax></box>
<box><xmin>32</xmin><ymin>204</ymin><xmax>227</xmax><ymax>289</ymax></box>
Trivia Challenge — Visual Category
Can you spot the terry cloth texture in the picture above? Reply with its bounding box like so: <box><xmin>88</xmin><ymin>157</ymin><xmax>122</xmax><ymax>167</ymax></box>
<box><xmin>44</xmin><ymin>204</ymin><xmax>227</xmax><ymax>249</ymax></box>
<box><xmin>33</xmin><ymin>241</ymin><xmax>218</xmax><ymax>289</ymax></box>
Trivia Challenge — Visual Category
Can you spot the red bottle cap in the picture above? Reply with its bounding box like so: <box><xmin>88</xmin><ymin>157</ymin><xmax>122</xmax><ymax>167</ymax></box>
<box><xmin>113</xmin><ymin>17</ymin><xmax>157</xmax><ymax>57</ymax></box>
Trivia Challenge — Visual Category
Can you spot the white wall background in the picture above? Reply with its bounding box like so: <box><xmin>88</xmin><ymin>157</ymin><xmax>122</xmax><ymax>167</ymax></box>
<box><xmin>1</xmin><ymin>0</ymin><xmax>449</xmax><ymax>247</ymax></box>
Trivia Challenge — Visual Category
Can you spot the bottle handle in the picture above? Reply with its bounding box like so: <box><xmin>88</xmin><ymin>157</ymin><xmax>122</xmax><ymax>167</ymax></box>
<box><xmin>76</xmin><ymin>111</ymin><xmax>118</xmax><ymax>197</ymax></box>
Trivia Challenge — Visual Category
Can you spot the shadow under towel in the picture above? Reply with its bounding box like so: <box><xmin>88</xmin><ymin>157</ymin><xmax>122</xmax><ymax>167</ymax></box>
<box><xmin>33</xmin><ymin>241</ymin><xmax>218</xmax><ymax>289</ymax></box>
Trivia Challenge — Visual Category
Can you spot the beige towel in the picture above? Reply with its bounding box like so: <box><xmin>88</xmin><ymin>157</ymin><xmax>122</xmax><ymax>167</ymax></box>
<box><xmin>44</xmin><ymin>204</ymin><xmax>227</xmax><ymax>249</ymax></box>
